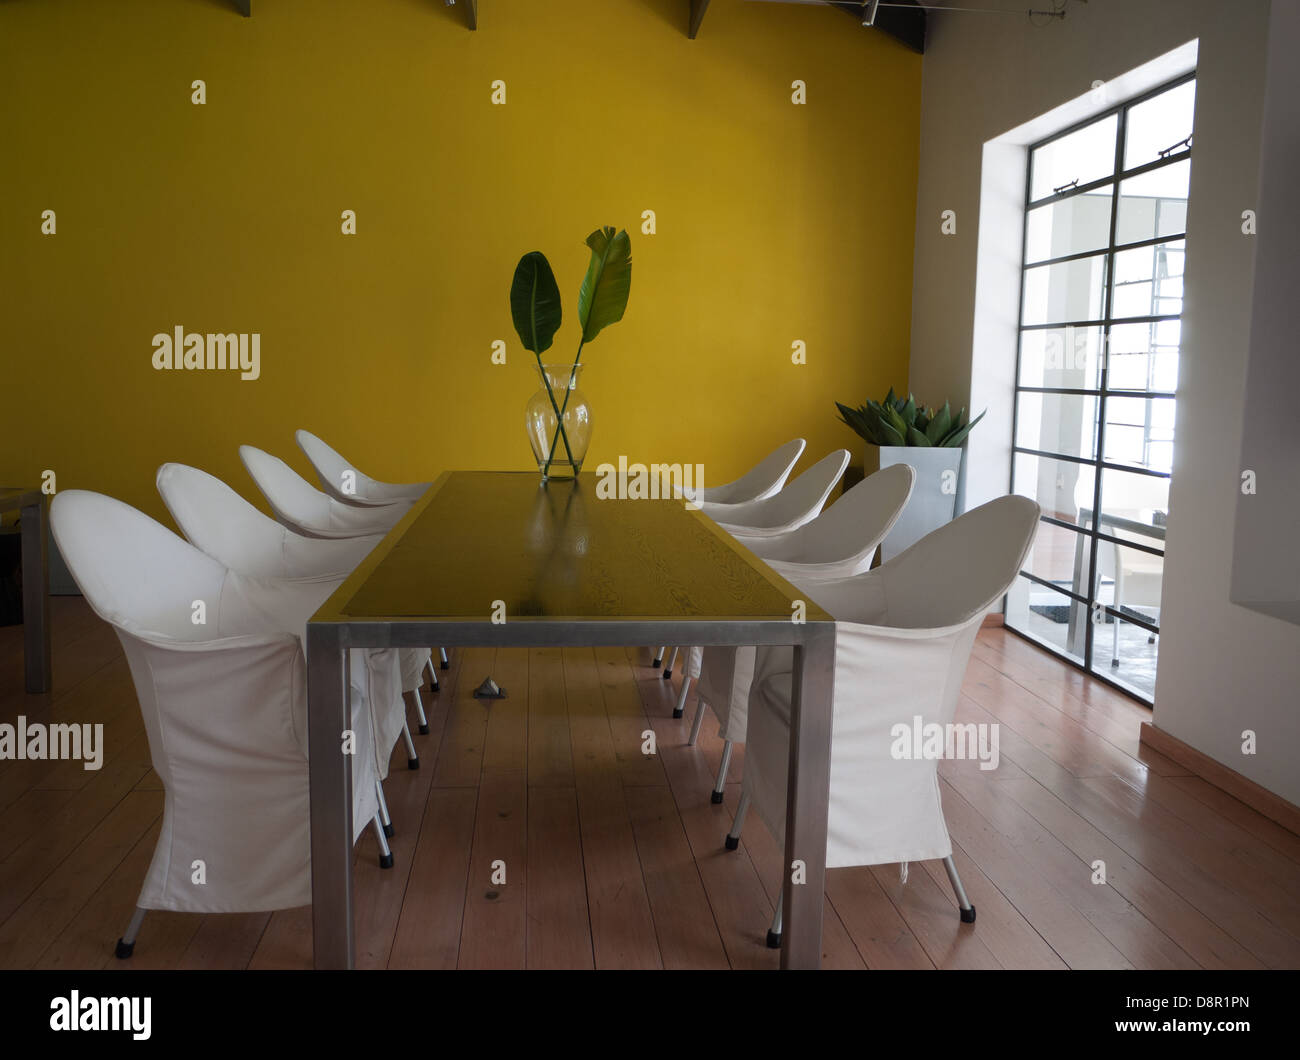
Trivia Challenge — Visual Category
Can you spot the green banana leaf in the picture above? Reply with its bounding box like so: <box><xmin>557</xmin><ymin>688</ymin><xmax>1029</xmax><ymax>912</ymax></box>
<box><xmin>509</xmin><ymin>251</ymin><xmax>563</xmax><ymax>354</ymax></box>
<box><xmin>577</xmin><ymin>226</ymin><xmax>633</xmax><ymax>344</ymax></box>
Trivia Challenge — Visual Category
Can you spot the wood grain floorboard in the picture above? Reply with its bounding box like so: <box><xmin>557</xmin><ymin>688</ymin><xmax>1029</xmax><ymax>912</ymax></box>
<box><xmin>2</xmin><ymin>600</ymin><xmax>1297</xmax><ymax>969</ymax></box>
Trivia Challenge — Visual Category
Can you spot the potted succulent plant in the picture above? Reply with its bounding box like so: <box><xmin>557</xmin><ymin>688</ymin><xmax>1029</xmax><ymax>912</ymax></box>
<box><xmin>835</xmin><ymin>389</ymin><xmax>985</xmax><ymax>561</ymax></box>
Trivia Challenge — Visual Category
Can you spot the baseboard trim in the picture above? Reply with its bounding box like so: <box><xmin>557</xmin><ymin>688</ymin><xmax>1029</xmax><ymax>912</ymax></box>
<box><xmin>1139</xmin><ymin>722</ymin><xmax>1300</xmax><ymax>836</ymax></box>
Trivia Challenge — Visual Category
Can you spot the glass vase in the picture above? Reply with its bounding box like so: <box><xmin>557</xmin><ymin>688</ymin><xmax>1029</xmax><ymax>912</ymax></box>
<box><xmin>525</xmin><ymin>363</ymin><xmax>592</xmax><ymax>481</ymax></box>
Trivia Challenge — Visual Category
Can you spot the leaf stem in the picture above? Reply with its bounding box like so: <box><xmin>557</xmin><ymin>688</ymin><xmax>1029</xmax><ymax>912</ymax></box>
<box><xmin>535</xmin><ymin>353</ymin><xmax>576</xmax><ymax>476</ymax></box>
<box><xmin>544</xmin><ymin>340</ymin><xmax>585</xmax><ymax>474</ymax></box>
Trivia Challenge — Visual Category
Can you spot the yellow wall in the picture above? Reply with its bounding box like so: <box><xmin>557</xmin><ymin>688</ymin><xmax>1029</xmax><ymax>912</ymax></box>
<box><xmin>0</xmin><ymin>0</ymin><xmax>920</xmax><ymax>523</ymax></box>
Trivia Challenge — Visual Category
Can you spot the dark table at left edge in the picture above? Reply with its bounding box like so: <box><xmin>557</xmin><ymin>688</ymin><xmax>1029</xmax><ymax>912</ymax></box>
<box><xmin>1</xmin><ymin>487</ymin><xmax>52</xmax><ymax>695</ymax></box>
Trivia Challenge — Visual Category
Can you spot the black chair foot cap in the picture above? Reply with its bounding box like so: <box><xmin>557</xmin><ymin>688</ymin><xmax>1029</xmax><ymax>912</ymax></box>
<box><xmin>418</xmin><ymin>724</ymin><xmax>430</xmax><ymax>735</ymax></box>
<box><xmin>724</xmin><ymin>835</ymin><xmax>739</xmax><ymax>851</ymax></box>
<box><xmin>1111</xmin><ymin>659</ymin><xmax>1120</xmax><ymax>667</ymax></box>
<box><xmin>114</xmin><ymin>939</ymin><xmax>134</xmax><ymax>960</ymax></box>
<box><xmin>662</xmin><ymin>669</ymin><xmax>673</xmax><ymax>679</ymax></box>
<box><xmin>379</xmin><ymin>853</ymin><xmax>394</xmax><ymax>869</ymax></box>
<box><xmin>960</xmin><ymin>905</ymin><xmax>976</xmax><ymax>924</ymax></box>
<box><xmin>651</xmin><ymin>657</ymin><xmax>663</xmax><ymax>668</ymax></box>
<box><xmin>672</xmin><ymin>708</ymin><xmax>684</xmax><ymax>719</ymax></box>
<box><xmin>408</xmin><ymin>757</ymin><xmax>420</xmax><ymax>770</ymax></box>
<box><xmin>430</xmin><ymin>679</ymin><xmax>440</xmax><ymax>692</ymax></box>
<box><xmin>440</xmin><ymin>660</ymin><xmax>450</xmax><ymax>670</ymax></box>
<box><xmin>766</xmin><ymin>930</ymin><xmax>782</xmax><ymax>949</ymax></box>
<box><xmin>383</xmin><ymin>823</ymin><xmax>395</xmax><ymax>838</ymax></box>
<box><xmin>710</xmin><ymin>790</ymin><xmax>724</xmax><ymax>805</ymax></box>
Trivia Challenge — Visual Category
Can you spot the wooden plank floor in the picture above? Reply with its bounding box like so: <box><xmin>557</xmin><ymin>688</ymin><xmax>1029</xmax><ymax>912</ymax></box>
<box><xmin>2</xmin><ymin>599</ymin><xmax>1299</xmax><ymax>969</ymax></box>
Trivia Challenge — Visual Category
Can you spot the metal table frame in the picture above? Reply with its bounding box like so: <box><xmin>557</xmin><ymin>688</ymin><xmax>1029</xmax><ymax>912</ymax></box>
<box><xmin>1</xmin><ymin>488</ymin><xmax>52</xmax><ymax>694</ymax></box>
<box><xmin>305</xmin><ymin>472</ymin><xmax>836</xmax><ymax>970</ymax></box>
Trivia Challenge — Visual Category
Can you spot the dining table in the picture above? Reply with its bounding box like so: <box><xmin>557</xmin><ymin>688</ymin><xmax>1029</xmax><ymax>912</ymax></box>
<box><xmin>305</xmin><ymin>470</ymin><xmax>837</xmax><ymax>969</ymax></box>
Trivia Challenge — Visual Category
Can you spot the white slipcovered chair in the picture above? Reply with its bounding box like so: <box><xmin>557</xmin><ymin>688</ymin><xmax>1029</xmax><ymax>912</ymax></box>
<box><xmin>652</xmin><ymin>438</ymin><xmax>807</xmax><ymax>672</ymax></box>
<box><xmin>296</xmin><ymin>428</ymin><xmax>430</xmax><ymax>508</ymax></box>
<box><xmin>240</xmin><ymin>445</ymin><xmax>410</xmax><ymax>540</ymax></box>
<box><xmin>242</xmin><ymin>444</ymin><xmax>450</xmax><ymax>685</ymax></box>
<box><xmin>679</xmin><ymin>464</ymin><xmax>918</xmax><ymax>806</ymax></box>
<box><xmin>50</xmin><ymin>490</ymin><xmax>389</xmax><ymax>960</ymax></box>
<box><xmin>726</xmin><ymin>495</ymin><xmax>1040</xmax><ymax>946</ymax></box>
<box><xmin>698</xmin><ymin>449</ymin><xmax>850</xmax><ymax>538</ymax></box>
<box><xmin>656</xmin><ymin>448</ymin><xmax>849</xmax><ymax>680</ymax></box>
<box><xmin>157</xmin><ymin>461</ymin><xmax>430</xmax><ymax>774</ymax></box>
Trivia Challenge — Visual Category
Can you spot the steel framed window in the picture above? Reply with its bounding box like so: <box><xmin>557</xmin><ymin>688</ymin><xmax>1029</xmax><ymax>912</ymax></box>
<box><xmin>1004</xmin><ymin>72</ymin><xmax>1196</xmax><ymax>705</ymax></box>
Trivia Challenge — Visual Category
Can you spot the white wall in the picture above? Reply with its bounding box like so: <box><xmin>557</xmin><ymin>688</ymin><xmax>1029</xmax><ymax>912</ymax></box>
<box><xmin>1230</xmin><ymin>0</ymin><xmax>1300</xmax><ymax>625</ymax></box>
<box><xmin>909</xmin><ymin>0</ymin><xmax>1300</xmax><ymax>805</ymax></box>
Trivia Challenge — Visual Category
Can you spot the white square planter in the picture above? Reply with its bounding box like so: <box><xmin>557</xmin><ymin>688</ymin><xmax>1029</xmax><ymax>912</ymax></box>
<box><xmin>865</xmin><ymin>445</ymin><xmax>964</xmax><ymax>562</ymax></box>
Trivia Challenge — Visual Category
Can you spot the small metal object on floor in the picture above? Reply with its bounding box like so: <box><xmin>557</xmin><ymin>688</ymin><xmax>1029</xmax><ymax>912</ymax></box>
<box><xmin>473</xmin><ymin>677</ymin><xmax>508</xmax><ymax>700</ymax></box>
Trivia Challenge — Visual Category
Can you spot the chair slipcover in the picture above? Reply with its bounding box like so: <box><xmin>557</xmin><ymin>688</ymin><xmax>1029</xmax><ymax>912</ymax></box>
<box><xmin>296</xmin><ymin>429</ymin><xmax>430</xmax><ymax>507</ymax></box>
<box><xmin>687</xmin><ymin>463</ymin><xmax>917</xmax><ymax>742</ymax></box>
<box><xmin>700</xmin><ymin>450</ymin><xmax>850</xmax><ymax>538</ymax></box>
<box><xmin>683</xmin><ymin>439</ymin><xmax>806</xmax><ymax>506</ymax></box>
<box><xmin>50</xmin><ymin>490</ymin><xmax>382</xmax><ymax>914</ymax></box>
<box><xmin>740</xmin><ymin>495</ymin><xmax>1040</xmax><ymax>868</ymax></box>
<box><xmin>157</xmin><ymin>462</ymin><xmax>427</xmax><ymax>777</ymax></box>
<box><xmin>240</xmin><ymin>445</ymin><xmax>410</xmax><ymax>539</ymax></box>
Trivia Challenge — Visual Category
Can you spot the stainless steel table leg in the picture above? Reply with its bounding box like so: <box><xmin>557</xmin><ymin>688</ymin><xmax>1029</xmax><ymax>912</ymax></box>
<box><xmin>781</xmin><ymin>624</ymin><xmax>835</xmax><ymax>970</ymax></box>
<box><xmin>21</xmin><ymin>498</ymin><xmax>51</xmax><ymax>694</ymax></box>
<box><xmin>308</xmin><ymin>626</ymin><xmax>355</xmax><ymax>969</ymax></box>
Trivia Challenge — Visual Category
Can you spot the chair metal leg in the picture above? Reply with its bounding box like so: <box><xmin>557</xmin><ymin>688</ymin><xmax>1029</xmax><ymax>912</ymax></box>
<box><xmin>711</xmin><ymin>740</ymin><xmax>732</xmax><ymax>804</ymax></box>
<box><xmin>767</xmin><ymin>891</ymin><xmax>783</xmax><ymax>949</ymax></box>
<box><xmin>662</xmin><ymin>646</ymin><xmax>678</xmax><ymax>679</ymax></box>
<box><xmin>439</xmin><ymin>647</ymin><xmax>450</xmax><ymax>670</ymax></box>
<box><xmin>724</xmin><ymin>790</ymin><xmax>750</xmax><ymax>850</ymax></box>
<box><xmin>687</xmin><ymin>696</ymin><xmax>708</xmax><ymax>746</ymax></box>
<box><xmin>652</xmin><ymin>646</ymin><xmax>665</xmax><ymax>668</ymax></box>
<box><xmin>673</xmin><ymin>675</ymin><xmax>692</xmax><ymax>719</ymax></box>
<box><xmin>1112</xmin><ymin>608</ymin><xmax>1121</xmax><ymax>666</ymax></box>
<box><xmin>408</xmin><ymin>687</ymin><xmax>429</xmax><ymax>735</ymax></box>
<box><xmin>373</xmin><ymin>815</ymin><xmax>394</xmax><ymax>869</ymax></box>
<box><xmin>943</xmin><ymin>854</ymin><xmax>976</xmax><ymax>923</ymax></box>
<box><xmin>426</xmin><ymin>657</ymin><xmax>440</xmax><ymax>693</ymax></box>
<box><xmin>402</xmin><ymin>719</ymin><xmax>419</xmax><ymax>770</ymax></box>
<box><xmin>376</xmin><ymin>779</ymin><xmax>394</xmax><ymax>838</ymax></box>
<box><xmin>115</xmin><ymin>906</ymin><xmax>146</xmax><ymax>959</ymax></box>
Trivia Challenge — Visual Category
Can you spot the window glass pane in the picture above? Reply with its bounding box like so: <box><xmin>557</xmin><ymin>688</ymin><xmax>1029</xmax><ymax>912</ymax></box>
<box><xmin>1098</xmin><ymin>467</ymin><xmax>1170</xmax><ymax>534</ymax></box>
<box><xmin>1013</xmin><ymin>451</ymin><xmax>1096</xmax><ymax>529</ymax></box>
<box><xmin>1115</xmin><ymin>159</ymin><xmax>1190</xmax><ymax>244</ymax></box>
<box><xmin>1025</xmin><ymin>188</ymin><xmax>1113</xmax><ymax>263</ymax></box>
<box><xmin>1023</xmin><ymin>252</ymin><xmax>1108</xmax><ymax>325</ymax></box>
<box><xmin>1030</xmin><ymin>114</ymin><xmax>1119</xmax><ymax>201</ymax></box>
<box><xmin>1022</xmin><ymin>519</ymin><xmax>1094</xmax><ymax>593</ymax></box>
<box><xmin>1103</xmin><ymin>395</ymin><xmax>1176</xmax><ymax>472</ymax></box>
<box><xmin>1124</xmin><ymin>80</ymin><xmax>1196</xmax><ymax>171</ymax></box>
<box><xmin>1019</xmin><ymin>326</ymin><xmax>1103</xmax><ymax>390</ymax></box>
<box><xmin>1017</xmin><ymin>392</ymin><xmax>1098</xmax><ymax>460</ymax></box>
<box><xmin>1110</xmin><ymin>239</ymin><xmax>1184</xmax><ymax>318</ymax></box>
<box><xmin>1005</xmin><ymin>574</ymin><xmax>1087</xmax><ymax>665</ymax></box>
